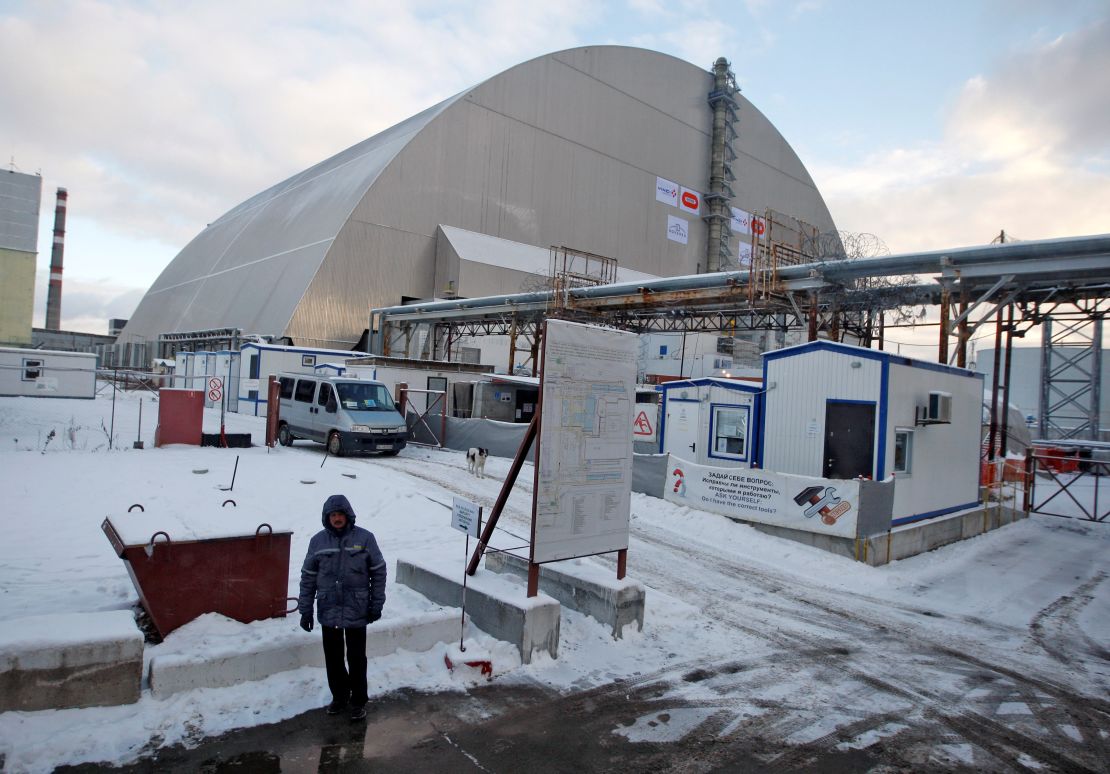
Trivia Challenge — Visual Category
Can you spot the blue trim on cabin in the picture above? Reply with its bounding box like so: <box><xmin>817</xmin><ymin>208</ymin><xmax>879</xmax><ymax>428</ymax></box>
<box><xmin>707</xmin><ymin>402</ymin><xmax>751</xmax><ymax>462</ymax></box>
<box><xmin>891</xmin><ymin>500</ymin><xmax>982</xmax><ymax>527</ymax></box>
<box><xmin>757</xmin><ymin>358</ymin><xmax>769</xmax><ymax>468</ymax></box>
<box><xmin>877</xmin><ymin>360</ymin><xmax>889</xmax><ymax>481</ymax></box>
<box><xmin>657</xmin><ymin>378</ymin><xmax>761</xmax><ymax>455</ymax></box>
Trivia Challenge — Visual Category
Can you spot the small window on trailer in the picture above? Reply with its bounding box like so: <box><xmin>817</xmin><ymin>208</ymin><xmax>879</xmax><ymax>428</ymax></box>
<box><xmin>22</xmin><ymin>359</ymin><xmax>43</xmax><ymax>381</ymax></box>
<box><xmin>894</xmin><ymin>428</ymin><xmax>913</xmax><ymax>474</ymax></box>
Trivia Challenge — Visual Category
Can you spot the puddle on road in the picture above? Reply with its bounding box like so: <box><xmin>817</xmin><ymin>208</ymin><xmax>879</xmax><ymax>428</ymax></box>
<box><xmin>612</xmin><ymin>707</ymin><xmax>718</xmax><ymax>743</ymax></box>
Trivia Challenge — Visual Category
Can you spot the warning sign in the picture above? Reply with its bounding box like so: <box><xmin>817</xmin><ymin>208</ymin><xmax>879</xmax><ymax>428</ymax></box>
<box><xmin>632</xmin><ymin>409</ymin><xmax>656</xmax><ymax>442</ymax></box>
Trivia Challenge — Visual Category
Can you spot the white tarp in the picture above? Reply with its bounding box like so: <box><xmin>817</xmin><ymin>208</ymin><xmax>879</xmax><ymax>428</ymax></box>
<box><xmin>664</xmin><ymin>457</ymin><xmax>861</xmax><ymax>538</ymax></box>
<box><xmin>533</xmin><ymin>320</ymin><xmax>638</xmax><ymax>563</ymax></box>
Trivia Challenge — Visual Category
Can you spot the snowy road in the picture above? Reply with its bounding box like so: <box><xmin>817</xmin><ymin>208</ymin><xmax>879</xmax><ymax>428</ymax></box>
<box><xmin>372</xmin><ymin>450</ymin><xmax>1110</xmax><ymax>772</ymax></box>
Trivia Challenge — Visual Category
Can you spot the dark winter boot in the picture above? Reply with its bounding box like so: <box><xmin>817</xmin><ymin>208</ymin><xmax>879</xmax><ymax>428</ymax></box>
<box><xmin>349</xmin><ymin>704</ymin><xmax>367</xmax><ymax>722</ymax></box>
<box><xmin>326</xmin><ymin>700</ymin><xmax>346</xmax><ymax>716</ymax></box>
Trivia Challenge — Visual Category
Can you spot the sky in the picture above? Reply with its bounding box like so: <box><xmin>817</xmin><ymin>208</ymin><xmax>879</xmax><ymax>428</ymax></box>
<box><xmin>2</xmin><ymin>0</ymin><xmax>1108</xmax><ymax>353</ymax></box>
<box><xmin>0</xmin><ymin>391</ymin><xmax>1107</xmax><ymax>771</ymax></box>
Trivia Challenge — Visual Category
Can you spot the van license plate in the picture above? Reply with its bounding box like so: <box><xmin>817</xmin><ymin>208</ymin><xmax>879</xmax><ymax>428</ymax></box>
<box><xmin>376</xmin><ymin>443</ymin><xmax>393</xmax><ymax>450</ymax></box>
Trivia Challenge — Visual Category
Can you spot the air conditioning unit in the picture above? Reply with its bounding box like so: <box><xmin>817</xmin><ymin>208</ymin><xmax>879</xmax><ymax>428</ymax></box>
<box><xmin>916</xmin><ymin>390</ymin><xmax>952</xmax><ymax>425</ymax></box>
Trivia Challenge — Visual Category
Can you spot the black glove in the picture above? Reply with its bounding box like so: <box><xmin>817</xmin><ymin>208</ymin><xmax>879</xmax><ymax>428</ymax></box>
<box><xmin>368</xmin><ymin>610</ymin><xmax>382</xmax><ymax>624</ymax></box>
<box><xmin>300</xmin><ymin>613</ymin><xmax>314</xmax><ymax>632</ymax></box>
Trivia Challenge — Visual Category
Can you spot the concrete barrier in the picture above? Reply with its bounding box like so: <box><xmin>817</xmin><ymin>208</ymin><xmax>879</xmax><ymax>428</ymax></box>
<box><xmin>149</xmin><ymin>609</ymin><xmax>460</xmax><ymax>698</ymax></box>
<box><xmin>483</xmin><ymin>552</ymin><xmax>645</xmax><ymax>639</ymax></box>
<box><xmin>395</xmin><ymin>556</ymin><xmax>560</xmax><ymax>663</ymax></box>
<box><xmin>742</xmin><ymin>503</ymin><xmax>1027</xmax><ymax>566</ymax></box>
<box><xmin>0</xmin><ymin>610</ymin><xmax>143</xmax><ymax>711</ymax></box>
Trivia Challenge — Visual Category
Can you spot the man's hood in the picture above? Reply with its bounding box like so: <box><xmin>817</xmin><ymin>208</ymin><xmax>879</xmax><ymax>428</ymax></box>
<box><xmin>321</xmin><ymin>494</ymin><xmax>356</xmax><ymax>533</ymax></box>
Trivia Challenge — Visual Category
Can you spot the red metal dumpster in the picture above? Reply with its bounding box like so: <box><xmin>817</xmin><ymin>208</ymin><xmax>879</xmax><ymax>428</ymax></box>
<box><xmin>102</xmin><ymin>507</ymin><xmax>294</xmax><ymax>638</ymax></box>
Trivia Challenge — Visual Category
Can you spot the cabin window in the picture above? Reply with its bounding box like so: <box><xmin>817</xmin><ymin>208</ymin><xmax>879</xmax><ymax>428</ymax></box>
<box><xmin>317</xmin><ymin>383</ymin><xmax>333</xmax><ymax>407</ymax></box>
<box><xmin>22</xmin><ymin>359</ymin><xmax>42</xmax><ymax>381</ymax></box>
<box><xmin>894</xmin><ymin>428</ymin><xmax>913</xmax><ymax>474</ymax></box>
<box><xmin>709</xmin><ymin>404</ymin><xmax>749</xmax><ymax>461</ymax></box>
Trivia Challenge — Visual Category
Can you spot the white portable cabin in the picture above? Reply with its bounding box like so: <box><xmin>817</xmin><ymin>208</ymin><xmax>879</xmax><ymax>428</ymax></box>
<box><xmin>172</xmin><ymin>351</ymin><xmax>194</xmax><ymax>388</ymax></box>
<box><xmin>236</xmin><ymin>343</ymin><xmax>367</xmax><ymax>416</ymax></box>
<box><xmin>759</xmin><ymin>340</ymin><xmax>983</xmax><ymax>526</ymax></box>
<box><xmin>658</xmin><ymin>377</ymin><xmax>762</xmax><ymax>467</ymax></box>
<box><xmin>343</xmin><ymin>355</ymin><xmax>497</xmax><ymax>419</ymax></box>
<box><xmin>0</xmin><ymin>346</ymin><xmax>97</xmax><ymax>399</ymax></box>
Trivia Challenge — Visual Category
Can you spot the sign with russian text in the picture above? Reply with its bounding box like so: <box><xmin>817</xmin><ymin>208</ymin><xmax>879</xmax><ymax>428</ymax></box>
<box><xmin>667</xmin><ymin>215</ymin><xmax>688</xmax><ymax>245</ymax></box>
<box><xmin>451</xmin><ymin>497</ymin><xmax>481</xmax><ymax>538</ymax></box>
<box><xmin>656</xmin><ymin>177</ymin><xmax>678</xmax><ymax>206</ymax></box>
<box><xmin>664</xmin><ymin>457</ymin><xmax>863</xmax><ymax>538</ymax></box>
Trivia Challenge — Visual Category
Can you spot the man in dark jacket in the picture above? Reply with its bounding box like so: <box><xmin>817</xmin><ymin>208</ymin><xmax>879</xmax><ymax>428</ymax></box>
<box><xmin>298</xmin><ymin>494</ymin><xmax>387</xmax><ymax>721</ymax></box>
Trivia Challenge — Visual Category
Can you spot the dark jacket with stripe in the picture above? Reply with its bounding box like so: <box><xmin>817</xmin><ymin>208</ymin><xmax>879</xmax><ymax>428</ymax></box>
<box><xmin>298</xmin><ymin>494</ymin><xmax>387</xmax><ymax>628</ymax></box>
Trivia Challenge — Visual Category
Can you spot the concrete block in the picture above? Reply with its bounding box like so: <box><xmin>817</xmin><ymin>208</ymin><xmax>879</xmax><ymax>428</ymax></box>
<box><xmin>0</xmin><ymin>611</ymin><xmax>143</xmax><ymax>711</ymax></box>
<box><xmin>149</xmin><ymin>610</ymin><xmax>459</xmax><ymax>698</ymax></box>
<box><xmin>396</xmin><ymin>556</ymin><xmax>560</xmax><ymax>664</ymax></box>
<box><xmin>483</xmin><ymin>552</ymin><xmax>645</xmax><ymax>639</ymax></box>
<box><xmin>741</xmin><ymin>504</ymin><xmax>1027</xmax><ymax>566</ymax></box>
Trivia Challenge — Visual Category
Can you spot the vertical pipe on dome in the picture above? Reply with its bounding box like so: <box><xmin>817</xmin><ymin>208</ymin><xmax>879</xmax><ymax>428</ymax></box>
<box><xmin>45</xmin><ymin>187</ymin><xmax>67</xmax><ymax>330</ymax></box>
<box><xmin>705</xmin><ymin>58</ymin><xmax>737</xmax><ymax>274</ymax></box>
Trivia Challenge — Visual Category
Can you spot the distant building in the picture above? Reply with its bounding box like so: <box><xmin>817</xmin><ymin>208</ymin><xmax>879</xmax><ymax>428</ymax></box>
<box><xmin>0</xmin><ymin>170</ymin><xmax>42</xmax><ymax>347</ymax></box>
<box><xmin>977</xmin><ymin>346</ymin><xmax>1109</xmax><ymax>440</ymax></box>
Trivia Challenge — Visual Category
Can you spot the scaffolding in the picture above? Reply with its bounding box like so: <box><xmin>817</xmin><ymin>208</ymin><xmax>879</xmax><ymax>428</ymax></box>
<box><xmin>704</xmin><ymin>57</ymin><xmax>739</xmax><ymax>274</ymax></box>
<box><xmin>1040</xmin><ymin>314</ymin><xmax>1103</xmax><ymax>440</ymax></box>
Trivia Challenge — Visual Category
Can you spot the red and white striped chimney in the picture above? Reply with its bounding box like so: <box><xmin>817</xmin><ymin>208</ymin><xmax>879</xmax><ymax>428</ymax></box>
<box><xmin>45</xmin><ymin>187</ymin><xmax>67</xmax><ymax>330</ymax></box>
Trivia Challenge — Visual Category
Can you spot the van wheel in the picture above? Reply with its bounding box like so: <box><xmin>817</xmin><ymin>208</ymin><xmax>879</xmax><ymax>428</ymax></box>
<box><xmin>278</xmin><ymin>424</ymin><xmax>294</xmax><ymax>446</ymax></box>
<box><xmin>327</xmin><ymin>431</ymin><xmax>344</xmax><ymax>457</ymax></box>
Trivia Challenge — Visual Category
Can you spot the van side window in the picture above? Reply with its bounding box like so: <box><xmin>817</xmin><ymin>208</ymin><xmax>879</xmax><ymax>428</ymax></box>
<box><xmin>318</xmin><ymin>383</ymin><xmax>333</xmax><ymax>407</ymax></box>
<box><xmin>279</xmin><ymin>377</ymin><xmax>294</xmax><ymax>399</ymax></box>
<box><xmin>294</xmin><ymin>379</ymin><xmax>315</xmax><ymax>403</ymax></box>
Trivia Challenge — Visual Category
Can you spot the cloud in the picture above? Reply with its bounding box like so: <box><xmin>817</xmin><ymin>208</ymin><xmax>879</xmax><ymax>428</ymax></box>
<box><xmin>32</xmin><ymin>271</ymin><xmax>146</xmax><ymax>334</ymax></box>
<box><xmin>0</xmin><ymin>1</ymin><xmax>595</xmax><ymax>280</ymax></box>
<box><xmin>815</xmin><ymin>19</ymin><xmax>1110</xmax><ymax>252</ymax></box>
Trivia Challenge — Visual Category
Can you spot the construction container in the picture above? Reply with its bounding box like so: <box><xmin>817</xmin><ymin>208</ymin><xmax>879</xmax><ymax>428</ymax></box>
<box><xmin>102</xmin><ymin>506</ymin><xmax>294</xmax><ymax>638</ymax></box>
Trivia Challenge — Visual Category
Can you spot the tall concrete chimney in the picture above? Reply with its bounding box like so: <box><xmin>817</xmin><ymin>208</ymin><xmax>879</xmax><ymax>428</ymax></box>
<box><xmin>45</xmin><ymin>187</ymin><xmax>67</xmax><ymax>330</ymax></box>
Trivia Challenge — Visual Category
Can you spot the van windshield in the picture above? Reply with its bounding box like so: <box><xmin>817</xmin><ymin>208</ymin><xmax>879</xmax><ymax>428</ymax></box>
<box><xmin>335</xmin><ymin>383</ymin><xmax>397</xmax><ymax>412</ymax></box>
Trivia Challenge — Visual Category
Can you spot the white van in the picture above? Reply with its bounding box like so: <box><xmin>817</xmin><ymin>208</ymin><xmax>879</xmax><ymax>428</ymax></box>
<box><xmin>276</xmin><ymin>373</ymin><xmax>407</xmax><ymax>456</ymax></box>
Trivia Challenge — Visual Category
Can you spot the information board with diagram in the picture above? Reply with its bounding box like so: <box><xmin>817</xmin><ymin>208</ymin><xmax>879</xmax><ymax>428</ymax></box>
<box><xmin>531</xmin><ymin>320</ymin><xmax>638</xmax><ymax>563</ymax></box>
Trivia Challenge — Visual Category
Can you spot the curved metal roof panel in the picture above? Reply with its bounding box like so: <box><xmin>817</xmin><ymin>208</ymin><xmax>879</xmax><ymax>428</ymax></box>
<box><xmin>124</xmin><ymin>97</ymin><xmax>461</xmax><ymax>338</ymax></box>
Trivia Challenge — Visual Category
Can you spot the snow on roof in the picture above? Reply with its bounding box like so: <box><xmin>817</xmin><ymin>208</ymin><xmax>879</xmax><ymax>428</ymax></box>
<box><xmin>486</xmin><ymin>373</ymin><xmax>540</xmax><ymax>387</ymax></box>
<box><xmin>439</xmin><ymin>225</ymin><xmax>658</xmax><ymax>284</ymax></box>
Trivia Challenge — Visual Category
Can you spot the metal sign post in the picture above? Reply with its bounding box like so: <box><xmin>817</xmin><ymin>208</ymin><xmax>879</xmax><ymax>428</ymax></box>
<box><xmin>451</xmin><ymin>498</ymin><xmax>482</xmax><ymax>651</ymax></box>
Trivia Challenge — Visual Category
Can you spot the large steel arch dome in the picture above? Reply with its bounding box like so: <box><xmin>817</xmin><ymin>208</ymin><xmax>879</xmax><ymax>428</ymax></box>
<box><xmin>121</xmin><ymin>46</ymin><xmax>837</xmax><ymax>350</ymax></box>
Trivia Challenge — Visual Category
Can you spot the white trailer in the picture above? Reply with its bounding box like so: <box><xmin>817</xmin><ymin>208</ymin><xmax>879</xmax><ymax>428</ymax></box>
<box><xmin>235</xmin><ymin>343</ymin><xmax>369</xmax><ymax>416</ymax></box>
<box><xmin>658</xmin><ymin>377</ymin><xmax>762</xmax><ymax>467</ymax></box>
<box><xmin>760</xmin><ymin>340</ymin><xmax>983</xmax><ymax>526</ymax></box>
<box><xmin>0</xmin><ymin>346</ymin><xmax>97</xmax><ymax>399</ymax></box>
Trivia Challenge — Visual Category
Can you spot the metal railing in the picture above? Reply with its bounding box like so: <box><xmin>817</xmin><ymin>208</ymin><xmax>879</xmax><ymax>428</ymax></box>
<box><xmin>1025</xmin><ymin>444</ymin><xmax>1109</xmax><ymax>523</ymax></box>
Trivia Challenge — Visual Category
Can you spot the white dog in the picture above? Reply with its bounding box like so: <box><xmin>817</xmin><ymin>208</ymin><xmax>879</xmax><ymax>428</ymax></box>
<box><xmin>466</xmin><ymin>447</ymin><xmax>488</xmax><ymax>478</ymax></box>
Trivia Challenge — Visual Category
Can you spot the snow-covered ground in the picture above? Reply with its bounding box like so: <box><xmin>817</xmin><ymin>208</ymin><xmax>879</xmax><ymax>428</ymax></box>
<box><xmin>0</xmin><ymin>387</ymin><xmax>1107</xmax><ymax>772</ymax></box>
